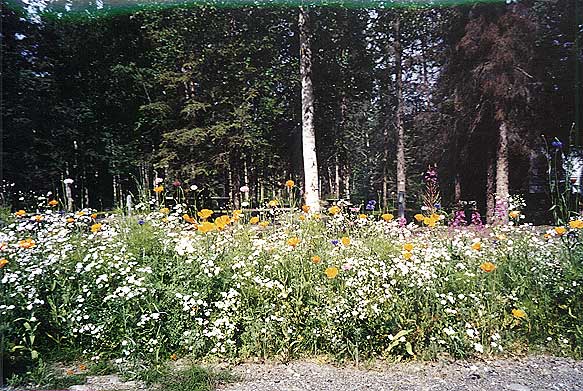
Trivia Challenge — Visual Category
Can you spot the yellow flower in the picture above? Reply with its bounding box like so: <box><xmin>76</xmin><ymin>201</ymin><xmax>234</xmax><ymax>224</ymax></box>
<box><xmin>299</xmin><ymin>215</ymin><xmax>306</xmax><ymax>221</ymax></box>
<box><xmin>569</xmin><ymin>220</ymin><xmax>583</xmax><ymax>229</ymax></box>
<box><xmin>183</xmin><ymin>214</ymin><xmax>196</xmax><ymax>224</ymax></box>
<box><xmin>197</xmin><ymin>221</ymin><xmax>216</xmax><ymax>233</ymax></box>
<box><xmin>197</xmin><ymin>209</ymin><xmax>214</xmax><ymax>220</ymax></box>
<box><xmin>325</xmin><ymin>266</ymin><xmax>339</xmax><ymax>279</ymax></box>
<box><xmin>358</xmin><ymin>214</ymin><xmax>367</xmax><ymax>219</ymax></box>
<box><xmin>471</xmin><ymin>242</ymin><xmax>482</xmax><ymax>251</ymax></box>
<box><xmin>479</xmin><ymin>262</ymin><xmax>496</xmax><ymax>273</ymax></box>
<box><xmin>424</xmin><ymin>216</ymin><xmax>437</xmax><ymax>227</ymax></box>
<box><xmin>18</xmin><ymin>239</ymin><xmax>36</xmax><ymax>249</ymax></box>
<box><xmin>268</xmin><ymin>199</ymin><xmax>279</xmax><ymax>207</ymax></box>
<box><xmin>258</xmin><ymin>221</ymin><xmax>269</xmax><ymax>228</ymax></box>
<box><xmin>403</xmin><ymin>243</ymin><xmax>414</xmax><ymax>252</ymax></box>
<box><xmin>509</xmin><ymin>210</ymin><xmax>520</xmax><ymax>219</ymax></box>
<box><xmin>153</xmin><ymin>186</ymin><xmax>164</xmax><ymax>193</ymax></box>
<box><xmin>48</xmin><ymin>200</ymin><xmax>58</xmax><ymax>207</ymax></box>
<box><xmin>311</xmin><ymin>255</ymin><xmax>321</xmax><ymax>264</ymax></box>
<box><xmin>161</xmin><ymin>217</ymin><xmax>168</xmax><ymax>223</ymax></box>
<box><xmin>285</xmin><ymin>180</ymin><xmax>295</xmax><ymax>188</ymax></box>
<box><xmin>328</xmin><ymin>205</ymin><xmax>341</xmax><ymax>215</ymax></box>
<box><xmin>414</xmin><ymin>213</ymin><xmax>424</xmax><ymax>222</ymax></box>
<box><xmin>341</xmin><ymin>237</ymin><xmax>350</xmax><ymax>246</ymax></box>
<box><xmin>0</xmin><ymin>258</ymin><xmax>8</xmax><ymax>268</ymax></box>
<box><xmin>554</xmin><ymin>226</ymin><xmax>567</xmax><ymax>236</ymax></box>
<box><xmin>302</xmin><ymin>205</ymin><xmax>310</xmax><ymax>213</ymax></box>
<box><xmin>215</xmin><ymin>215</ymin><xmax>231</xmax><ymax>230</ymax></box>
<box><xmin>15</xmin><ymin>209</ymin><xmax>26</xmax><ymax>217</ymax></box>
<box><xmin>512</xmin><ymin>309</ymin><xmax>527</xmax><ymax>319</ymax></box>
<box><xmin>249</xmin><ymin>216</ymin><xmax>260</xmax><ymax>224</ymax></box>
<box><xmin>287</xmin><ymin>237</ymin><xmax>301</xmax><ymax>247</ymax></box>
<box><xmin>496</xmin><ymin>234</ymin><xmax>507</xmax><ymax>241</ymax></box>
<box><xmin>403</xmin><ymin>251</ymin><xmax>413</xmax><ymax>260</ymax></box>
<box><xmin>76</xmin><ymin>211</ymin><xmax>85</xmax><ymax>217</ymax></box>
<box><xmin>91</xmin><ymin>223</ymin><xmax>102</xmax><ymax>233</ymax></box>
<box><xmin>34</xmin><ymin>215</ymin><xmax>43</xmax><ymax>222</ymax></box>
<box><xmin>66</xmin><ymin>217</ymin><xmax>75</xmax><ymax>223</ymax></box>
<box><xmin>381</xmin><ymin>213</ymin><xmax>394</xmax><ymax>222</ymax></box>
<box><xmin>312</xmin><ymin>213</ymin><xmax>321</xmax><ymax>220</ymax></box>
<box><xmin>232</xmin><ymin>210</ymin><xmax>243</xmax><ymax>221</ymax></box>
<box><xmin>160</xmin><ymin>207</ymin><xmax>170</xmax><ymax>214</ymax></box>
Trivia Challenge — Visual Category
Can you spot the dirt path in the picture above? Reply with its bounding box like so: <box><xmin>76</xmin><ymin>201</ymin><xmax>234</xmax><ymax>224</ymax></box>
<box><xmin>217</xmin><ymin>356</ymin><xmax>583</xmax><ymax>391</ymax></box>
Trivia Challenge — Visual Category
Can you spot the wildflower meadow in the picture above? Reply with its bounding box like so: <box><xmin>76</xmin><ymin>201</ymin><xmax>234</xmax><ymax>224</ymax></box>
<box><xmin>2</xmin><ymin>184</ymin><xmax>582</xmax><ymax>385</ymax></box>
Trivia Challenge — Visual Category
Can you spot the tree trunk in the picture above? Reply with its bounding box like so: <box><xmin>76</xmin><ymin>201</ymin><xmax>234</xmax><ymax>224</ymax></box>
<box><xmin>299</xmin><ymin>7</ymin><xmax>320</xmax><ymax>212</ymax></box>
<box><xmin>495</xmin><ymin>119</ymin><xmax>509</xmax><ymax>223</ymax></box>
<box><xmin>395</xmin><ymin>16</ymin><xmax>406</xmax><ymax>219</ymax></box>
<box><xmin>486</xmin><ymin>153</ymin><xmax>496</xmax><ymax>224</ymax></box>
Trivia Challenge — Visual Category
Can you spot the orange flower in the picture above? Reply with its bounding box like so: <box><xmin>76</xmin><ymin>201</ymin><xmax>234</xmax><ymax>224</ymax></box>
<box><xmin>381</xmin><ymin>213</ymin><xmax>394</xmax><ymax>222</ymax></box>
<box><xmin>66</xmin><ymin>217</ymin><xmax>75</xmax><ymax>223</ymax></box>
<box><xmin>311</xmin><ymin>255</ymin><xmax>321</xmax><ymax>264</ymax></box>
<box><xmin>66</xmin><ymin>369</ymin><xmax>75</xmax><ymax>376</ymax></box>
<box><xmin>197</xmin><ymin>209</ymin><xmax>213</xmax><ymax>220</ymax></box>
<box><xmin>341</xmin><ymin>237</ymin><xmax>351</xmax><ymax>246</ymax></box>
<box><xmin>479</xmin><ymin>262</ymin><xmax>496</xmax><ymax>273</ymax></box>
<box><xmin>403</xmin><ymin>243</ymin><xmax>413</xmax><ymax>252</ymax></box>
<box><xmin>358</xmin><ymin>214</ymin><xmax>367</xmax><ymax>220</ymax></box>
<box><xmin>543</xmin><ymin>233</ymin><xmax>551</xmax><ymax>240</ymax></box>
<box><xmin>285</xmin><ymin>180</ymin><xmax>295</xmax><ymax>188</ymax></box>
<box><xmin>18</xmin><ymin>239</ymin><xmax>36</xmax><ymax>249</ymax></box>
<box><xmin>15</xmin><ymin>210</ymin><xmax>26</xmax><ymax>217</ymax></box>
<box><xmin>0</xmin><ymin>258</ymin><xmax>8</xmax><ymax>268</ymax></box>
<box><xmin>302</xmin><ymin>205</ymin><xmax>310</xmax><ymax>213</ymax></box>
<box><xmin>328</xmin><ymin>205</ymin><xmax>341</xmax><ymax>215</ymax></box>
<box><xmin>287</xmin><ymin>237</ymin><xmax>301</xmax><ymax>247</ymax></box>
<box><xmin>403</xmin><ymin>251</ymin><xmax>413</xmax><ymax>260</ymax></box>
<box><xmin>509</xmin><ymin>210</ymin><xmax>520</xmax><ymax>219</ymax></box>
<box><xmin>91</xmin><ymin>213</ymin><xmax>97</xmax><ymax>219</ymax></box>
<box><xmin>48</xmin><ymin>200</ymin><xmax>58</xmax><ymax>207</ymax></box>
<box><xmin>258</xmin><ymin>221</ymin><xmax>269</xmax><ymax>228</ymax></box>
<box><xmin>414</xmin><ymin>213</ymin><xmax>424</xmax><ymax>222</ymax></box>
<box><xmin>268</xmin><ymin>199</ymin><xmax>279</xmax><ymax>207</ymax></box>
<box><xmin>325</xmin><ymin>266</ymin><xmax>339</xmax><ymax>279</ymax></box>
<box><xmin>78</xmin><ymin>364</ymin><xmax>87</xmax><ymax>371</ymax></box>
<box><xmin>471</xmin><ymin>242</ymin><xmax>482</xmax><ymax>251</ymax></box>
<box><xmin>183</xmin><ymin>214</ymin><xmax>196</xmax><ymax>224</ymax></box>
<box><xmin>170</xmin><ymin>353</ymin><xmax>178</xmax><ymax>361</ymax></box>
<box><xmin>511</xmin><ymin>308</ymin><xmax>527</xmax><ymax>319</ymax></box>
<box><xmin>569</xmin><ymin>220</ymin><xmax>583</xmax><ymax>229</ymax></box>
<box><xmin>554</xmin><ymin>226</ymin><xmax>567</xmax><ymax>236</ymax></box>
<box><xmin>249</xmin><ymin>216</ymin><xmax>260</xmax><ymax>224</ymax></box>
<box><xmin>90</xmin><ymin>223</ymin><xmax>102</xmax><ymax>233</ymax></box>
<box><xmin>33</xmin><ymin>215</ymin><xmax>43</xmax><ymax>222</ymax></box>
<box><xmin>153</xmin><ymin>186</ymin><xmax>164</xmax><ymax>193</ymax></box>
<box><xmin>197</xmin><ymin>221</ymin><xmax>216</xmax><ymax>233</ymax></box>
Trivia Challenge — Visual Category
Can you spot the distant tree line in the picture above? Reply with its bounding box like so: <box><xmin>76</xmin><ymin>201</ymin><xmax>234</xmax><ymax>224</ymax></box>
<box><xmin>2</xmin><ymin>1</ymin><xmax>581</xmax><ymax>220</ymax></box>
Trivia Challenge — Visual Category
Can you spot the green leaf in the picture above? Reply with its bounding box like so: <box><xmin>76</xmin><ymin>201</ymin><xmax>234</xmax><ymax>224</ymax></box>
<box><xmin>405</xmin><ymin>342</ymin><xmax>413</xmax><ymax>356</ymax></box>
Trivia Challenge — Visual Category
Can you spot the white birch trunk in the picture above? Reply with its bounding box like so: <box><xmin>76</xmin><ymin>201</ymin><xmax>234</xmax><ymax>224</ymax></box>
<box><xmin>299</xmin><ymin>7</ymin><xmax>320</xmax><ymax>212</ymax></box>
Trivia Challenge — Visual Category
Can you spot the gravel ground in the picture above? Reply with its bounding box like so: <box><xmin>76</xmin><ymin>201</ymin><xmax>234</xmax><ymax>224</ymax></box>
<box><xmin>217</xmin><ymin>356</ymin><xmax>583</xmax><ymax>391</ymax></box>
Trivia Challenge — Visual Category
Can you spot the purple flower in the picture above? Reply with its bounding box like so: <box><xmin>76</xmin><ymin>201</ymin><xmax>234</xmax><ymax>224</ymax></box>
<box><xmin>451</xmin><ymin>210</ymin><xmax>467</xmax><ymax>227</ymax></box>
<box><xmin>173</xmin><ymin>180</ymin><xmax>181</xmax><ymax>187</ymax></box>
<box><xmin>471</xmin><ymin>211</ymin><xmax>483</xmax><ymax>226</ymax></box>
<box><xmin>331</xmin><ymin>239</ymin><xmax>339</xmax><ymax>246</ymax></box>
<box><xmin>551</xmin><ymin>140</ymin><xmax>563</xmax><ymax>149</ymax></box>
<box><xmin>138</xmin><ymin>219</ymin><xmax>145</xmax><ymax>225</ymax></box>
<box><xmin>398</xmin><ymin>217</ymin><xmax>407</xmax><ymax>227</ymax></box>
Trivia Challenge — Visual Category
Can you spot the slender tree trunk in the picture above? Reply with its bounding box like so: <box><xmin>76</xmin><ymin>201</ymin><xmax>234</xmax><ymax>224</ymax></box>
<box><xmin>495</xmin><ymin>119</ymin><xmax>509</xmax><ymax>223</ymax></box>
<box><xmin>395</xmin><ymin>16</ymin><xmax>406</xmax><ymax>219</ymax></box>
<box><xmin>486</xmin><ymin>153</ymin><xmax>496</xmax><ymax>224</ymax></box>
<box><xmin>299</xmin><ymin>7</ymin><xmax>320</xmax><ymax>212</ymax></box>
<box><xmin>334</xmin><ymin>159</ymin><xmax>340</xmax><ymax>199</ymax></box>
